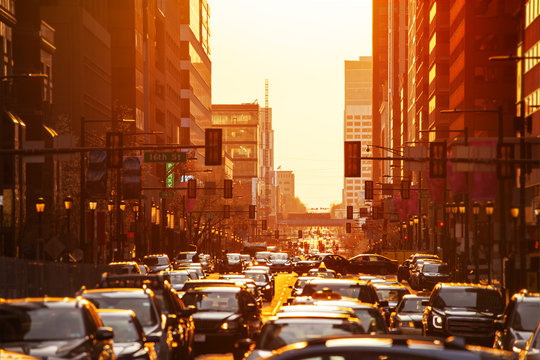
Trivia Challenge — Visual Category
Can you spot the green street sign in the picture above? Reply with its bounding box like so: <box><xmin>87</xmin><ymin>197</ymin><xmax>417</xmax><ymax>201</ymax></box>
<box><xmin>144</xmin><ymin>151</ymin><xmax>186</xmax><ymax>163</ymax></box>
<box><xmin>159</xmin><ymin>191</ymin><xmax>174</xmax><ymax>199</ymax></box>
<box><xmin>166</xmin><ymin>163</ymin><xmax>174</xmax><ymax>188</ymax></box>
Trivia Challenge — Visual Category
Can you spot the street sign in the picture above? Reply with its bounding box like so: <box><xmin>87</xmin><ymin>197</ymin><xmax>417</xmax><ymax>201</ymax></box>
<box><xmin>144</xmin><ymin>151</ymin><xmax>186</xmax><ymax>163</ymax></box>
<box><xmin>166</xmin><ymin>163</ymin><xmax>174</xmax><ymax>188</ymax></box>
<box><xmin>159</xmin><ymin>191</ymin><xmax>174</xmax><ymax>199</ymax></box>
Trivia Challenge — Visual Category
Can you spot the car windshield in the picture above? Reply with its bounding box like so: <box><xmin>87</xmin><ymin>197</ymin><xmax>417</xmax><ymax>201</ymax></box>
<box><xmin>227</xmin><ymin>254</ymin><xmax>241</xmax><ymax>261</ymax></box>
<box><xmin>84</xmin><ymin>295</ymin><xmax>158</xmax><ymax>327</ymax></box>
<box><xmin>177</xmin><ymin>253</ymin><xmax>195</xmax><ymax>261</ymax></box>
<box><xmin>0</xmin><ymin>306</ymin><xmax>85</xmax><ymax>342</ymax></box>
<box><xmin>303</xmin><ymin>282</ymin><xmax>373</xmax><ymax>302</ymax></box>
<box><xmin>511</xmin><ymin>302</ymin><xmax>540</xmax><ymax>331</ymax></box>
<box><xmin>423</xmin><ymin>263</ymin><xmax>449</xmax><ymax>273</ymax></box>
<box><xmin>182</xmin><ymin>292</ymin><xmax>238</xmax><ymax>312</ymax></box>
<box><xmin>433</xmin><ymin>288</ymin><xmax>504</xmax><ymax>313</ymax></box>
<box><xmin>108</xmin><ymin>265</ymin><xmax>136</xmax><ymax>274</ymax></box>
<box><xmin>258</xmin><ymin>320</ymin><xmax>362</xmax><ymax>350</ymax></box>
<box><xmin>398</xmin><ymin>298</ymin><xmax>425</xmax><ymax>313</ymax></box>
<box><xmin>375</xmin><ymin>288</ymin><xmax>409</xmax><ymax>302</ymax></box>
<box><xmin>143</xmin><ymin>257</ymin><xmax>167</xmax><ymax>266</ymax></box>
<box><xmin>270</xmin><ymin>253</ymin><xmax>288</xmax><ymax>261</ymax></box>
<box><xmin>169</xmin><ymin>273</ymin><xmax>190</xmax><ymax>285</ymax></box>
<box><xmin>100</xmin><ymin>316</ymin><xmax>141</xmax><ymax>343</ymax></box>
<box><xmin>255</xmin><ymin>252</ymin><xmax>270</xmax><ymax>260</ymax></box>
<box><xmin>245</xmin><ymin>273</ymin><xmax>267</xmax><ymax>283</ymax></box>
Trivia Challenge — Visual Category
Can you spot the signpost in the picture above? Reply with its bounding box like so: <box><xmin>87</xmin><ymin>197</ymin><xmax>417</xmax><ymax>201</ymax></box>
<box><xmin>166</xmin><ymin>163</ymin><xmax>174</xmax><ymax>188</ymax></box>
<box><xmin>144</xmin><ymin>151</ymin><xmax>186</xmax><ymax>163</ymax></box>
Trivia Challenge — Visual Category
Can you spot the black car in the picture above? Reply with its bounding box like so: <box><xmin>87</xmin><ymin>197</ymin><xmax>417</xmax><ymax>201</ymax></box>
<box><xmin>96</xmin><ymin>273</ymin><xmax>197</xmax><ymax>359</ymax></box>
<box><xmin>389</xmin><ymin>294</ymin><xmax>428</xmax><ymax>335</ymax></box>
<box><xmin>142</xmin><ymin>254</ymin><xmax>171</xmax><ymax>273</ymax></box>
<box><xmin>494</xmin><ymin>290</ymin><xmax>540</xmax><ymax>351</ymax></box>
<box><xmin>416</xmin><ymin>262</ymin><xmax>452</xmax><ymax>290</ymax></box>
<box><xmin>422</xmin><ymin>283</ymin><xmax>505</xmax><ymax>346</ymax></box>
<box><xmin>301</xmin><ymin>279</ymin><xmax>380</xmax><ymax>305</ymax></box>
<box><xmin>244</xmin><ymin>269</ymin><xmax>273</xmax><ymax>301</ymax></box>
<box><xmin>182</xmin><ymin>286</ymin><xmax>261</xmax><ymax>355</ymax></box>
<box><xmin>81</xmin><ymin>287</ymin><xmax>177</xmax><ymax>360</ymax></box>
<box><xmin>370</xmin><ymin>283</ymin><xmax>410</xmax><ymax>324</ymax></box>
<box><xmin>268</xmin><ymin>252</ymin><xmax>293</xmax><ymax>273</ymax></box>
<box><xmin>348</xmin><ymin>254</ymin><xmax>399</xmax><ymax>275</ymax></box>
<box><xmin>398</xmin><ymin>253</ymin><xmax>441</xmax><ymax>283</ymax></box>
<box><xmin>251</xmin><ymin>334</ymin><xmax>512</xmax><ymax>360</ymax></box>
<box><xmin>97</xmin><ymin>309</ymin><xmax>158</xmax><ymax>360</ymax></box>
<box><xmin>239</xmin><ymin>312</ymin><xmax>365</xmax><ymax>360</ymax></box>
<box><xmin>0</xmin><ymin>297</ymin><xmax>115</xmax><ymax>360</ymax></box>
<box><xmin>294</xmin><ymin>254</ymin><xmax>324</xmax><ymax>274</ymax></box>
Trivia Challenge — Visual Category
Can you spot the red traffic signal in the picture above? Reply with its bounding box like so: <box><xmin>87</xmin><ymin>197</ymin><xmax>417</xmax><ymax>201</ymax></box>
<box><xmin>429</xmin><ymin>141</ymin><xmax>447</xmax><ymax>178</ymax></box>
<box><xmin>205</xmin><ymin>128</ymin><xmax>222</xmax><ymax>166</ymax></box>
<box><xmin>344</xmin><ymin>141</ymin><xmax>362</xmax><ymax>177</ymax></box>
<box><xmin>187</xmin><ymin>179</ymin><xmax>197</xmax><ymax>199</ymax></box>
<box><xmin>346</xmin><ymin>206</ymin><xmax>353</xmax><ymax>220</ymax></box>
<box><xmin>224</xmin><ymin>179</ymin><xmax>233</xmax><ymax>198</ymax></box>
<box><xmin>439</xmin><ymin>221</ymin><xmax>445</xmax><ymax>227</ymax></box>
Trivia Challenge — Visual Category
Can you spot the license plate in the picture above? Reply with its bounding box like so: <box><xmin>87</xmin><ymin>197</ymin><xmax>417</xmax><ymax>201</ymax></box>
<box><xmin>194</xmin><ymin>334</ymin><xmax>206</xmax><ymax>342</ymax></box>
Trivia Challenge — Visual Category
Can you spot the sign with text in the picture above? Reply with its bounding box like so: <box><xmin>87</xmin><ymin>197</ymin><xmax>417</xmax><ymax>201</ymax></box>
<box><xmin>144</xmin><ymin>151</ymin><xmax>186</xmax><ymax>163</ymax></box>
<box><xmin>166</xmin><ymin>163</ymin><xmax>174</xmax><ymax>188</ymax></box>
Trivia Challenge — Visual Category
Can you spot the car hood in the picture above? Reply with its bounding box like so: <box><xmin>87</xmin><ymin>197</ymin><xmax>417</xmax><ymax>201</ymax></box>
<box><xmin>397</xmin><ymin>313</ymin><xmax>423</xmax><ymax>322</ymax></box>
<box><xmin>438</xmin><ymin>307</ymin><xmax>497</xmax><ymax>318</ymax></box>
<box><xmin>245</xmin><ymin>349</ymin><xmax>273</xmax><ymax>360</ymax></box>
<box><xmin>270</xmin><ymin>260</ymin><xmax>290</xmax><ymax>264</ymax></box>
<box><xmin>148</xmin><ymin>264</ymin><xmax>169</xmax><ymax>272</ymax></box>
<box><xmin>193</xmin><ymin>311</ymin><xmax>240</xmax><ymax>322</ymax></box>
<box><xmin>1</xmin><ymin>338</ymin><xmax>88</xmax><ymax>358</ymax></box>
<box><xmin>113</xmin><ymin>342</ymin><xmax>146</xmax><ymax>357</ymax></box>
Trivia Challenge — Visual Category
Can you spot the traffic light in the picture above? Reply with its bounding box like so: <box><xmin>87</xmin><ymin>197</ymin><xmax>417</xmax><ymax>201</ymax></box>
<box><xmin>439</xmin><ymin>221</ymin><xmax>445</xmax><ymax>228</ymax></box>
<box><xmin>497</xmin><ymin>143</ymin><xmax>514</xmax><ymax>179</ymax></box>
<box><xmin>298</xmin><ymin>230</ymin><xmax>303</xmax><ymax>238</ymax></box>
<box><xmin>429</xmin><ymin>141</ymin><xmax>447</xmax><ymax>178</ymax></box>
<box><xmin>123</xmin><ymin>156</ymin><xmax>141</xmax><ymax>199</ymax></box>
<box><xmin>275</xmin><ymin>230</ymin><xmax>280</xmax><ymax>239</ymax></box>
<box><xmin>205</xmin><ymin>128</ymin><xmax>222</xmax><ymax>165</ymax></box>
<box><xmin>401</xmin><ymin>180</ymin><xmax>411</xmax><ymax>199</ymax></box>
<box><xmin>365</xmin><ymin>180</ymin><xmax>374</xmax><ymax>200</ymax></box>
<box><xmin>224</xmin><ymin>179</ymin><xmax>233</xmax><ymax>198</ymax></box>
<box><xmin>261</xmin><ymin>219</ymin><xmax>267</xmax><ymax>230</ymax></box>
<box><xmin>86</xmin><ymin>150</ymin><xmax>107</xmax><ymax>198</ymax></box>
<box><xmin>346</xmin><ymin>222</ymin><xmax>352</xmax><ymax>234</ymax></box>
<box><xmin>223</xmin><ymin>204</ymin><xmax>230</xmax><ymax>219</ymax></box>
<box><xmin>106</xmin><ymin>132</ymin><xmax>123</xmax><ymax>168</ymax></box>
<box><xmin>344</xmin><ymin>141</ymin><xmax>362</xmax><ymax>177</ymax></box>
<box><xmin>346</xmin><ymin>205</ymin><xmax>353</xmax><ymax>220</ymax></box>
<box><xmin>187</xmin><ymin>179</ymin><xmax>197</xmax><ymax>199</ymax></box>
<box><xmin>248</xmin><ymin>204</ymin><xmax>256</xmax><ymax>219</ymax></box>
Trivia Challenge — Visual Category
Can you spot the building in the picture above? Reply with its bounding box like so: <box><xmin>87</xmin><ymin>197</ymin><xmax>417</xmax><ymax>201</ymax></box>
<box><xmin>276</xmin><ymin>170</ymin><xmax>294</xmax><ymax>217</ymax></box>
<box><xmin>259</xmin><ymin>81</ymin><xmax>276</xmax><ymax>227</ymax></box>
<box><xmin>343</xmin><ymin>57</ymin><xmax>372</xmax><ymax>208</ymax></box>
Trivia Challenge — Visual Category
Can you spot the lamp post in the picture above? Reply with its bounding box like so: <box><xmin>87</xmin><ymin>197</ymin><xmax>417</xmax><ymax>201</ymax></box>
<box><xmin>472</xmin><ymin>202</ymin><xmax>480</xmax><ymax>282</ymax></box>
<box><xmin>132</xmin><ymin>202</ymin><xmax>140</xmax><ymax>259</ymax></box>
<box><xmin>88</xmin><ymin>200</ymin><xmax>97</xmax><ymax>263</ymax></box>
<box><xmin>510</xmin><ymin>207</ymin><xmax>519</xmax><ymax>255</ymax></box>
<box><xmin>64</xmin><ymin>195</ymin><xmax>73</xmax><ymax>245</ymax></box>
<box><xmin>401</xmin><ymin>222</ymin><xmax>407</xmax><ymax>249</ymax></box>
<box><xmin>35</xmin><ymin>197</ymin><xmax>45</xmax><ymax>260</ymax></box>
<box><xmin>107</xmin><ymin>199</ymin><xmax>114</xmax><ymax>261</ymax></box>
<box><xmin>458</xmin><ymin>202</ymin><xmax>466</xmax><ymax>271</ymax></box>
<box><xmin>451</xmin><ymin>202</ymin><xmax>458</xmax><ymax>272</ymax></box>
<box><xmin>421</xmin><ymin>213</ymin><xmax>428</xmax><ymax>251</ymax></box>
<box><xmin>444</xmin><ymin>203</ymin><xmax>451</xmax><ymax>262</ymax></box>
<box><xmin>409</xmin><ymin>218</ymin><xmax>414</xmax><ymax>249</ymax></box>
<box><xmin>413</xmin><ymin>216</ymin><xmax>420</xmax><ymax>250</ymax></box>
<box><xmin>485</xmin><ymin>201</ymin><xmax>494</xmax><ymax>284</ymax></box>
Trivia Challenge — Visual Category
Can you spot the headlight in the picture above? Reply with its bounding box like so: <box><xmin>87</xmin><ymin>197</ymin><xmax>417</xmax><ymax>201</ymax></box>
<box><xmin>265</xmin><ymin>285</ymin><xmax>271</xmax><ymax>290</ymax></box>
<box><xmin>432</xmin><ymin>315</ymin><xmax>443</xmax><ymax>328</ymax></box>
<box><xmin>221</xmin><ymin>321</ymin><xmax>238</xmax><ymax>330</ymax></box>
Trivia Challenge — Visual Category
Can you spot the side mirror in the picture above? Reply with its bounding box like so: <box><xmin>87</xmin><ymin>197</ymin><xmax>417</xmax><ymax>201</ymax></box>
<box><xmin>146</xmin><ymin>335</ymin><xmax>161</xmax><ymax>343</ymax></box>
<box><xmin>513</xmin><ymin>339</ymin><xmax>527</xmax><ymax>352</ymax></box>
<box><xmin>421</xmin><ymin>299</ymin><xmax>430</xmax><ymax>306</ymax></box>
<box><xmin>494</xmin><ymin>319</ymin><xmax>505</xmax><ymax>331</ymax></box>
<box><xmin>96</xmin><ymin>326</ymin><xmax>115</xmax><ymax>341</ymax></box>
<box><xmin>181</xmin><ymin>305</ymin><xmax>197</xmax><ymax>317</ymax></box>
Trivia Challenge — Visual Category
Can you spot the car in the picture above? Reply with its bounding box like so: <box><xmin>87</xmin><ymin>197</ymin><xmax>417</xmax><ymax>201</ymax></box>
<box><xmin>422</xmin><ymin>282</ymin><xmax>505</xmax><ymax>346</ymax></box>
<box><xmin>162</xmin><ymin>270</ymin><xmax>192</xmax><ymax>291</ymax></box>
<box><xmin>142</xmin><ymin>254</ymin><xmax>171</xmax><ymax>273</ymax></box>
<box><xmin>175</xmin><ymin>263</ymin><xmax>205</xmax><ymax>279</ymax></box>
<box><xmin>290</xmin><ymin>276</ymin><xmax>319</xmax><ymax>298</ymax></box>
<box><xmin>244</xmin><ymin>269</ymin><xmax>274</xmax><ymax>301</ymax></box>
<box><xmin>348</xmin><ymin>254</ymin><xmax>399</xmax><ymax>275</ymax></box>
<box><xmin>181</xmin><ymin>286</ymin><xmax>261</xmax><ymax>355</ymax></box>
<box><xmin>415</xmin><ymin>262</ymin><xmax>452</xmax><ymax>290</ymax></box>
<box><xmin>97</xmin><ymin>309</ymin><xmax>158</xmax><ymax>360</ymax></box>
<box><xmin>240</xmin><ymin>254</ymin><xmax>252</xmax><ymax>268</ymax></box>
<box><xmin>307</xmin><ymin>267</ymin><xmax>337</xmax><ymax>278</ymax></box>
<box><xmin>389</xmin><ymin>294</ymin><xmax>428</xmax><ymax>335</ymax></box>
<box><xmin>80</xmin><ymin>287</ymin><xmax>176</xmax><ymax>360</ymax></box>
<box><xmin>315</xmin><ymin>299</ymin><xmax>388</xmax><ymax>334</ymax></box>
<box><xmin>370</xmin><ymin>283</ymin><xmax>410</xmax><ymax>324</ymax></box>
<box><xmin>238</xmin><ymin>312</ymin><xmax>365</xmax><ymax>360</ymax></box>
<box><xmin>254</xmin><ymin>251</ymin><xmax>272</xmax><ymax>265</ymax></box>
<box><xmin>268</xmin><ymin>252</ymin><xmax>293</xmax><ymax>273</ymax></box>
<box><xmin>138</xmin><ymin>263</ymin><xmax>151</xmax><ymax>275</ymax></box>
<box><xmin>300</xmin><ymin>279</ymin><xmax>380</xmax><ymax>305</ymax></box>
<box><xmin>494</xmin><ymin>290</ymin><xmax>540</xmax><ymax>351</ymax></box>
<box><xmin>0</xmin><ymin>297</ymin><xmax>115</xmax><ymax>360</ymax></box>
<box><xmin>409</xmin><ymin>260</ymin><xmax>444</xmax><ymax>290</ymax></box>
<box><xmin>95</xmin><ymin>273</ymin><xmax>197</xmax><ymax>359</ymax></box>
<box><xmin>248</xmin><ymin>334</ymin><xmax>513</xmax><ymax>360</ymax></box>
<box><xmin>107</xmin><ymin>261</ymin><xmax>142</xmax><ymax>275</ymax></box>
<box><xmin>0</xmin><ymin>350</ymin><xmax>39</xmax><ymax>360</ymax></box>
<box><xmin>220</xmin><ymin>253</ymin><xmax>244</xmax><ymax>273</ymax></box>
<box><xmin>244</xmin><ymin>265</ymin><xmax>275</xmax><ymax>296</ymax></box>
<box><xmin>514</xmin><ymin>320</ymin><xmax>540</xmax><ymax>360</ymax></box>
<box><xmin>399</xmin><ymin>253</ymin><xmax>441</xmax><ymax>283</ymax></box>
<box><xmin>293</xmin><ymin>254</ymin><xmax>323</xmax><ymax>274</ymax></box>
<box><xmin>175</xmin><ymin>251</ymin><xmax>197</xmax><ymax>267</ymax></box>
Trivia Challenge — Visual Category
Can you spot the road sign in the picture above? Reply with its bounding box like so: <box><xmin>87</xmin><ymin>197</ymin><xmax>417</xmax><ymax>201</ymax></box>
<box><xmin>166</xmin><ymin>163</ymin><xmax>174</xmax><ymax>188</ymax></box>
<box><xmin>159</xmin><ymin>191</ymin><xmax>174</xmax><ymax>199</ymax></box>
<box><xmin>144</xmin><ymin>151</ymin><xmax>186</xmax><ymax>163</ymax></box>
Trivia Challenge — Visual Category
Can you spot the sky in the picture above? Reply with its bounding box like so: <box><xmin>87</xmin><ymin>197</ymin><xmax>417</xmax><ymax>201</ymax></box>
<box><xmin>208</xmin><ymin>0</ymin><xmax>372</xmax><ymax>210</ymax></box>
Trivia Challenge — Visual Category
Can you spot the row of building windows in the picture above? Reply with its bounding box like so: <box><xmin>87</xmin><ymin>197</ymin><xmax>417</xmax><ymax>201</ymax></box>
<box><xmin>525</xmin><ymin>40</ymin><xmax>540</xmax><ymax>73</ymax></box>
<box><xmin>526</xmin><ymin>0</ymin><xmax>540</xmax><ymax>28</ymax></box>
<box><xmin>345</xmin><ymin>115</ymin><xmax>372</xmax><ymax>120</ymax></box>
<box><xmin>524</xmin><ymin>86</ymin><xmax>540</xmax><ymax>116</ymax></box>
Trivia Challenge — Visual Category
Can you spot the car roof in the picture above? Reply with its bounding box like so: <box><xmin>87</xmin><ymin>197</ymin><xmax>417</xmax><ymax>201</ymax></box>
<box><xmin>437</xmin><ymin>282</ymin><xmax>499</xmax><ymax>290</ymax></box>
<box><xmin>82</xmin><ymin>288</ymin><xmax>151</xmax><ymax>298</ymax></box>
<box><xmin>307</xmin><ymin>279</ymin><xmax>367</xmax><ymax>285</ymax></box>
<box><xmin>271</xmin><ymin>312</ymin><xmax>356</xmax><ymax>321</ymax></box>
<box><xmin>371</xmin><ymin>283</ymin><xmax>408</xmax><ymax>290</ymax></box>
<box><xmin>511</xmin><ymin>290</ymin><xmax>540</xmax><ymax>302</ymax></box>
<box><xmin>96</xmin><ymin>308</ymin><xmax>136</xmax><ymax>318</ymax></box>
<box><xmin>314</xmin><ymin>300</ymin><xmax>379</xmax><ymax>309</ymax></box>
<box><xmin>0</xmin><ymin>297</ymin><xmax>91</xmax><ymax>309</ymax></box>
<box><xmin>187</xmin><ymin>286</ymin><xmax>242</xmax><ymax>293</ymax></box>
<box><xmin>401</xmin><ymin>294</ymin><xmax>428</xmax><ymax>300</ymax></box>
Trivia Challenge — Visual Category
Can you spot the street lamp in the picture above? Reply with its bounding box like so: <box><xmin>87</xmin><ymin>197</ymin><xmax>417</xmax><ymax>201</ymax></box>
<box><xmin>421</xmin><ymin>213</ymin><xmax>428</xmax><ymax>251</ymax></box>
<box><xmin>107</xmin><ymin>199</ymin><xmax>114</xmax><ymax>261</ymax></box>
<box><xmin>88</xmin><ymin>200</ymin><xmax>97</xmax><ymax>263</ymax></box>
<box><xmin>472</xmin><ymin>202</ymin><xmax>480</xmax><ymax>282</ymax></box>
<box><xmin>510</xmin><ymin>207</ymin><xmax>519</xmax><ymax>255</ymax></box>
<box><xmin>64</xmin><ymin>195</ymin><xmax>73</xmax><ymax>239</ymax></box>
<box><xmin>35</xmin><ymin>197</ymin><xmax>45</xmax><ymax>261</ymax></box>
<box><xmin>485</xmin><ymin>201</ymin><xmax>494</xmax><ymax>284</ymax></box>
<box><xmin>151</xmin><ymin>202</ymin><xmax>156</xmax><ymax>224</ymax></box>
<box><xmin>119</xmin><ymin>200</ymin><xmax>126</xmax><ymax>259</ymax></box>
<box><xmin>413</xmin><ymin>216</ymin><xmax>420</xmax><ymax>251</ymax></box>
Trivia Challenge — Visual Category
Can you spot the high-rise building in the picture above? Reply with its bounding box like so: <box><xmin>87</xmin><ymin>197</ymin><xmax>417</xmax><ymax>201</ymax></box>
<box><xmin>344</xmin><ymin>57</ymin><xmax>372</xmax><ymax>208</ymax></box>
<box><xmin>259</xmin><ymin>104</ymin><xmax>275</xmax><ymax>223</ymax></box>
<box><xmin>276</xmin><ymin>170</ymin><xmax>294</xmax><ymax>217</ymax></box>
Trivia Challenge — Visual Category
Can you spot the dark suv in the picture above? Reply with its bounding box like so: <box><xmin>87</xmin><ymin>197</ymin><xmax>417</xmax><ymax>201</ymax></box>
<box><xmin>142</xmin><ymin>254</ymin><xmax>171</xmax><ymax>273</ymax></box>
<box><xmin>422</xmin><ymin>283</ymin><xmax>504</xmax><ymax>346</ymax></box>
<box><xmin>0</xmin><ymin>297</ymin><xmax>115</xmax><ymax>359</ymax></box>
<box><xmin>494</xmin><ymin>290</ymin><xmax>540</xmax><ymax>351</ymax></box>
